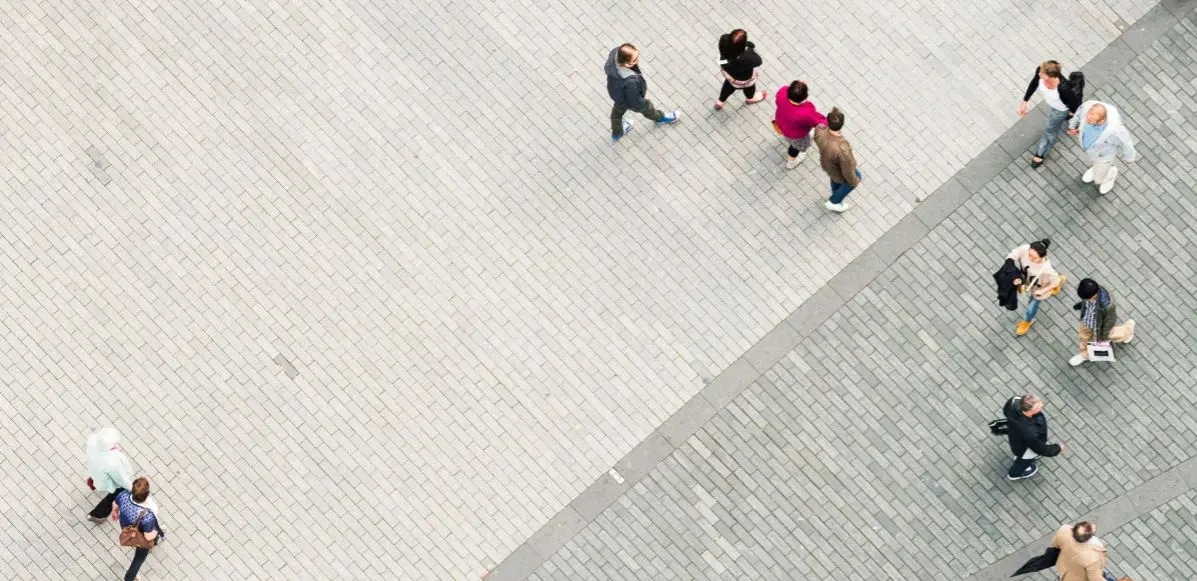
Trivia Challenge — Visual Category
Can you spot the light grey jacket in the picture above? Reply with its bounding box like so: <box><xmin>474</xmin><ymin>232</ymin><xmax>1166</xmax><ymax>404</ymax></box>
<box><xmin>1068</xmin><ymin>100</ymin><xmax>1137</xmax><ymax>164</ymax></box>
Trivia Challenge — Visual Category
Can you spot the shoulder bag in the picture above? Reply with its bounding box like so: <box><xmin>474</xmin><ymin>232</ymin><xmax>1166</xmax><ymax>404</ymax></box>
<box><xmin>119</xmin><ymin>509</ymin><xmax>155</xmax><ymax>549</ymax></box>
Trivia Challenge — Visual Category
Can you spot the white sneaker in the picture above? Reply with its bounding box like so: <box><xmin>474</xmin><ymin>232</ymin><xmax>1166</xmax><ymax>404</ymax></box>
<box><xmin>1099</xmin><ymin>167</ymin><xmax>1118</xmax><ymax>195</ymax></box>
<box><xmin>1124</xmin><ymin>319</ymin><xmax>1136</xmax><ymax>343</ymax></box>
<box><xmin>824</xmin><ymin>200</ymin><xmax>848</xmax><ymax>213</ymax></box>
<box><xmin>1082</xmin><ymin>168</ymin><xmax>1095</xmax><ymax>183</ymax></box>
<box><xmin>1069</xmin><ymin>354</ymin><xmax>1086</xmax><ymax>367</ymax></box>
<box><xmin>786</xmin><ymin>152</ymin><xmax>806</xmax><ymax>169</ymax></box>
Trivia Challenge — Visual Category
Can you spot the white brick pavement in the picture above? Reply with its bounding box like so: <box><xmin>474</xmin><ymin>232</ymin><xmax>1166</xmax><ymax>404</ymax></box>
<box><xmin>0</xmin><ymin>0</ymin><xmax>1158</xmax><ymax>578</ymax></box>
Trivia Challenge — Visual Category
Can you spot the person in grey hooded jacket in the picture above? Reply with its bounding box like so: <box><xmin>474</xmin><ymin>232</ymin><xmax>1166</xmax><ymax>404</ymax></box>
<box><xmin>1067</xmin><ymin>100</ymin><xmax>1137</xmax><ymax>195</ymax></box>
<box><xmin>605</xmin><ymin>43</ymin><xmax>679</xmax><ymax>141</ymax></box>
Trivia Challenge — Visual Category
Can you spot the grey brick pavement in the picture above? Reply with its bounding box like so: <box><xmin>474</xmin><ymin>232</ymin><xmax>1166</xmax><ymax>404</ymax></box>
<box><xmin>0</xmin><ymin>0</ymin><xmax>1172</xmax><ymax>580</ymax></box>
<box><xmin>525</xmin><ymin>7</ymin><xmax>1197</xmax><ymax>580</ymax></box>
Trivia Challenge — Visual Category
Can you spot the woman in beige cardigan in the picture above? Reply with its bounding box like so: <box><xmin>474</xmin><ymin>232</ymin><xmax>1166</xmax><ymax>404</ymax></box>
<box><xmin>1007</xmin><ymin>239</ymin><xmax>1064</xmax><ymax>336</ymax></box>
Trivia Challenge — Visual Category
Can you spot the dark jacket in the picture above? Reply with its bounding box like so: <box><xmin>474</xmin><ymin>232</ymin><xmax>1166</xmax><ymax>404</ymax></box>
<box><xmin>1003</xmin><ymin>397</ymin><xmax>1061</xmax><ymax>458</ymax></box>
<box><xmin>993</xmin><ymin>258</ymin><xmax>1021</xmax><ymax>311</ymax></box>
<box><xmin>605</xmin><ymin>47</ymin><xmax>648</xmax><ymax>110</ymax></box>
<box><xmin>719</xmin><ymin>38</ymin><xmax>761</xmax><ymax>81</ymax></box>
<box><xmin>1077</xmin><ymin>287</ymin><xmax>1119</xmax><ymax>340</ymax></box>
<box><xmin>1022</xmin><ymin>67</ymin><xmax>1085</xmax><ymax>115</ymax></box>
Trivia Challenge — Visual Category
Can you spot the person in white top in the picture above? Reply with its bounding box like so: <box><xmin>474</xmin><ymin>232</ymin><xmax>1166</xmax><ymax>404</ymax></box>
<box><xmin>1018</xmin><ymin>60</ymin><xmax>1084</xmax><ymax>169</ymax></box>
<box><xmin>1006</xmin><ymin>239</ymin><xmax>1064</xmax><ymax>336</ymax></box>
<box><xmin>85</xmin><ymin>427</ymin><xmax>134</xmax><ymax>523</ymax></box>
<box><xmin>1067</xmin><ymin>101</ymin><xmax>1138</xmax><ymax>195</ymax></box>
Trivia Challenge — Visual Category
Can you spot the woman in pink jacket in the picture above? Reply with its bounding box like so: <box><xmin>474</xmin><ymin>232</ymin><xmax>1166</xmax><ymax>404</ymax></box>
<box><xmin>773</xmin><ymin>80</ymin><xmax>827</xmax><ymax>169</ymax></box>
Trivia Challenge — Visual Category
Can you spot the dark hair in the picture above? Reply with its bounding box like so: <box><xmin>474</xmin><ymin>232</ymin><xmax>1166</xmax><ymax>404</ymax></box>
<box><xmin>616</xmin><ymin>43</ymin><xmax>638</xmax><ymax>65</ymax></box>
<box><xmin>1028</xmin><ymin>238</ymin><xmax>1050</xmax><ymax>258</ymax></box>
<box><xmin>1077</xmin><ymin>278</ymin><xmax>1099</xmax><ymax>300</ymax></box>
<box><xmin>827</xmin><ymin>107</ymin><xmax>845</xmax><ymax>131</ymax></box>
<box><xmin>1072</xmin><ymin>521</ymin><xmax>1095</xmax><ymax>543</ymax></box>
<box><xmin>718</xmin><ymin>29</ymin><xmax>748</xmax><ymax>61</ymax></box>
<box><xmin>131</xmin><ymin>477</ymin><xmax>151</xmax><ymax>503</ymax></box>
<box><xmin>787</xmin><ymin>81</ymin><xmax>809</xmax><ymax>103</ymax></box>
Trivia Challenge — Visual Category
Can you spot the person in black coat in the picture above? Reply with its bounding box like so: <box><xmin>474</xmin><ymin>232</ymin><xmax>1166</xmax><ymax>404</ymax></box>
<box><xmin>715</xmin><ymin>29</ymin><xmax>765</xmax><ymax>110</ymax></box>
<box><xmin>1002</xmin><ymin>395</ymin><xmax>1064</xmax><ymax>481</ymax></box>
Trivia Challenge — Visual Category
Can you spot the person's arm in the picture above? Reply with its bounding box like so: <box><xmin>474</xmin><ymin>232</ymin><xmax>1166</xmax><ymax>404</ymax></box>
<box><xmin>1084</xmin><ymin>562</ymin><xmax>1106</xmax><ymax>581</ymax></box>
<box><xmin>623</xmin><ymin>80</ymin><xmax>646</xmax><ymax>110</ymax></box>
<box><xmin>140</xmin><ymin>512</ymin><xmax>159</xmax><ymax>541</ymax></box>
<box><xmin>839</xmin><ymin>145</ymin><xmax>860</xmax><ymax>187</ymax></box>
<box><xmin>1026</xmin><ymin>437</ymin><xmax>1061</xmax><ymax>457</ymax></box>
<box><xmin>1019</xmin><ymin>68</ymin><xmax>1040</xmax><ymax>115</ymax></box>
<box><xmin>1118</xmin><ymin>130</ymin><xmax>1138</xmax><ymax>162</ymax></box>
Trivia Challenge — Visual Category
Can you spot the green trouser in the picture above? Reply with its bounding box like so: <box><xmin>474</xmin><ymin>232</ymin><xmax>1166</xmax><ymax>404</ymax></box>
<box><xmin>611</xmin><ymin>99</ymin><xmax>663</xmax><ymax>136</ymax></box>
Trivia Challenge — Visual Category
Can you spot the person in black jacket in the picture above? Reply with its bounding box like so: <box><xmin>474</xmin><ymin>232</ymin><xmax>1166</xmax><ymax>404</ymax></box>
<box><xmin>1017</xmin><ymin>60</ymin><xmax>1084</xmax><ymax>168</ymax></box>
<box><xmin>1002</xmin><ymin>394</ymin><xmax>1065</xmax><ymax>481</ymax></box>
<box><xmin>605</xmin><ymin>43</ymin><xmax>680</xmax><ymax>142</ymax></box>
<box><xmin>715</xmin><ymin>29</ymin><xmax>765</xmax><ymax>110</ymax></box>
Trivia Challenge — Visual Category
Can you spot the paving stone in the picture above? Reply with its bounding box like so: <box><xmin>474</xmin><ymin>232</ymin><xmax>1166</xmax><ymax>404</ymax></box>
<box><xmin>527</xmin><ymin>8</ymin><xmax>1197</xmax><ymax>580</ymax></box>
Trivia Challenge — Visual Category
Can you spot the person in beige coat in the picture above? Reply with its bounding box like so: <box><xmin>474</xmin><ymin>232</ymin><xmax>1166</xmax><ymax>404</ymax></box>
<box><xmin>1007</xmin><ymin>239</ymin><xmax>1064</xmax><ymax>336</ymax></box>
<box><xmin>1050</xmin><ymin>521</ymin><xmax>1118</xmax><ymax>581</ymax></box>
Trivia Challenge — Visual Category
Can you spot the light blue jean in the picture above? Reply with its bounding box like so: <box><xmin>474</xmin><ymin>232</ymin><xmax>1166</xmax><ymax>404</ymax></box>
<box><xmin>1024</xmin><ymin>297</ymin><xmax>1040</xmax><ymax>322</ymax></box>
<box><xmin>1034</xmin><ymin>108</ymin><xmax>1070</xmax><ymax>158</ymax></box>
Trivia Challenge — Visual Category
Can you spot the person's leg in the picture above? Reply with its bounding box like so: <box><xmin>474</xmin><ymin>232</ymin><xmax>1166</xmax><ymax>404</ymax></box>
<box><xmin>1078</xmin><ymin>322</ymin><xmax>1094</xmax><ymax>356</ymax></box>
<box><xmin>1007</xmin><ymin>457</ymin><xmax>1035</xmax><ymax>479</ymax></box>
<box><xmin>610</xmin><ymin>104</ymin><xmax>628</xmax><ymax>137</ymax></box>
<box><xmin>1108</xmin><ymin>320</ymin><xmax>1135</xmax><ymax>343</ymax></box>
<box><xmin>1033</xmin><ymin>109</ymin><xmax>1069</xmax><ymax>160</ymax></box>
<box><xmin>88</xmin><ymin>492</ymin><xmax>117</xmax><ymax>520</ymax></box>
<box><xmin>741</xmin><ymin>84</ymin><xmax>756</xmax><ymax>99</ymax></box>
<box><xmin>829</xmin><ymin>169</ymin><xmax>862</xmax><ymax>204</ymax></box>
<box><xmin>717</xmin><ymin>81</ymin><xmax>736</xmax><ymax>104</ymax></box>
<box><xmin>1024</xmin><ymin>298</ymin><xmax>1041</xmax><ymax>322</ymax></box>
<box><xmin>635</xmin><ymin>99</ymin><xmax>664</xmax><ymax>122</ymax></box>
<box><xmin>124</xmin><ymin>548</ymin><xmax>150</xmax><ymax>581</ymax></box>
<box><xmin>1083</xmin><ymin>161</ymin><xmax>1112</xmax><ymax>184</ymax></box>
<box><xmin>786</xmin><ymin>135</ymin><xmax>811</xmax><ymax>167</ymax></box>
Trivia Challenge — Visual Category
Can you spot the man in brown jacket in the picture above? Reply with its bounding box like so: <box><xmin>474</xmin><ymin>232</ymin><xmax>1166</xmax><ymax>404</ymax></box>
<box><xmin>811</xmin><ymin>107</ymin><xmax>861</xmax><ymax>213</ymax></box>
<box><xmin>1050</xmin><ymin>521</ymin><xmax>1118</xmax><ymax>581</ymax></box>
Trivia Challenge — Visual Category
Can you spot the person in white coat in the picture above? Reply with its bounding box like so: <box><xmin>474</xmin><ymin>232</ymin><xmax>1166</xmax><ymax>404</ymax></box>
<box><xmin>1067</xmin><ymin>101</ymin><xmax>1137</xmax><ymax>195</ymax></box>
<box><xmin>85</xmin><ymin>427</ymin><xmax>134</xmax><ymax>523</ymax></box>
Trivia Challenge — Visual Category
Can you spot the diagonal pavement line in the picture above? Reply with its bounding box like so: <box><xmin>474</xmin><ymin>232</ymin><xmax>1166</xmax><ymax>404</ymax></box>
<box><xmin>963</xmin><ymin>454</ymin><xmax>1197</xmax><ymax>581</ymax></box>
<box><xmin>483</xmin><ymin>1</ymin><xmax>1197</xmax><ymax>579</ymax></box>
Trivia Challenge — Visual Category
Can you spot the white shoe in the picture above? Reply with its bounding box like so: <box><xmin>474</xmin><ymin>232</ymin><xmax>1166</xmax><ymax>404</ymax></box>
<box><xmin>824</xmin><ymin>200</ymin><xmax>848</xmax><ymax>213</ymax></box>
<box><xmin>1098</xmin><ymin>167</ymin><xmax>1118</xmax><ymax>195</ymax></box>
<box><xmin>1082</xmin><ymin>168</ymin><xmax>1095</xmax><ymax>183</ymax></box>
<box><xmin>1124</xmin><ymin>319</ymin><xmax>1135</xmax><ymax>343</ymax></box>
<box><xmin>786</xmin><ymin>152</ymin><xmax>806</xmax><ymax>169</ymax></box>
<box><xmin>1069</xmin><ymin>354</ymin><xmax>1086</xmax><ymax>367</ymax></box>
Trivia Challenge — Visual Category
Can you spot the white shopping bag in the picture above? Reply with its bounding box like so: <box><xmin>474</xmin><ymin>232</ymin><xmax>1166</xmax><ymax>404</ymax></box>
<box><xmin>1086</xmin><ymin>341</ymin><xmax>1115</xmax><ymax>362</ymax></box>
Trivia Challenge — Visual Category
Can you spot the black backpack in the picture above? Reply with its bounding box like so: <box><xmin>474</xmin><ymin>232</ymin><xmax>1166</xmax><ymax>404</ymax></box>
<box><xmin>1064</xmin><ymin>71</ymin><xmax>1085</xmax><ymax>100</ymax></box>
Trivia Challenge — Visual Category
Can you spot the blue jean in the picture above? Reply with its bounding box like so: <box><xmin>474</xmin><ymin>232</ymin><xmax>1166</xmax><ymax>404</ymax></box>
<box><xmin>1103</xmin><ymin>571</ymin><xmax>1118</xmax><ymax>581</ymax></box>
<box><xmin>829</xmin><ymin>168</ymin><xmax>863</xmax><ymax>204</ymax></box>
<box><xmin>1034</xmin><ymin>108</ymin><xmax>1070</xmax><ymax>158</ymax></box>
<box><xmin>1024</xmin><ymin>297</ymin><xmax>1040</xmax><ymax>322</ymax></box>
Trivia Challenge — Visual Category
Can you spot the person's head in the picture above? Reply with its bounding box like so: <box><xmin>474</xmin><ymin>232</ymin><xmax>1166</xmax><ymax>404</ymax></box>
<box><xmin>1072</xmin><ymin>521</ymin><xmax>1096</xmax><ymax>543</ymax></box>
<box><xmin>787</xmin><ymin>81</ymin><xmax>809</xmax><ymax>104</ymax></box>
<box><xmin>1039</xmin><ymin>60</ymin><xmax>1063</xmax><ymax>89</ymax></box>
<box><xmin>617</xmin><ymin>43</ymin><xmax>639</xmax><ymax>67</ymax></box>
<box><xmin>827</xmin><ymin>107</ymin><xmax>845</xmax><ymax>132</ymax></box>
<box><xmin>1077</xmin><ymin>278</ymin><xmax>1100</xmax><ymax>301</ymax></box>
<box><xmin>1086</xmin><ymin>103</ymin><xmax>1108</xmax><ymax>125</ymax></box>
<box><xmin>131</xmin><ymin>477</ymin><xmax>151</xmax><ymax>503</ymax></box>
<box><xmin>97</xmin><ymin>427</ymin><xmax>121</xmax><ymax>450</ymax></box>
<box><xmin>1027</xmin><ymin>238</ymin><xmax>1051</xmax><ymax>263</ymax></box>
<box><xmin>719</xmin><ymin>29</ymin><xmax>748</xmax><ymax>60</ymax></box>
<box><xmin>1019</xmin><ymin>394</ymin><xmax>1043</xmax><ymax>416</ymax></box>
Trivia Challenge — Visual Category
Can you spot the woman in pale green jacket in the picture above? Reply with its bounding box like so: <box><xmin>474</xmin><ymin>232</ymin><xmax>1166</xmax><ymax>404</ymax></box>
<box><xmin>86</xmin><ymin>427</ymin><xmax>133</xmax><ymax>522</ymax></box>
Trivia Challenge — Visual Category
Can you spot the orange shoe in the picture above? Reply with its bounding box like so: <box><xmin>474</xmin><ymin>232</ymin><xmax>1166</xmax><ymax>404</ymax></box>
<box><xmin>1015</xmin><ymin>320</ymin><xmax>1033</xmax><ymax>336</ymax></box>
